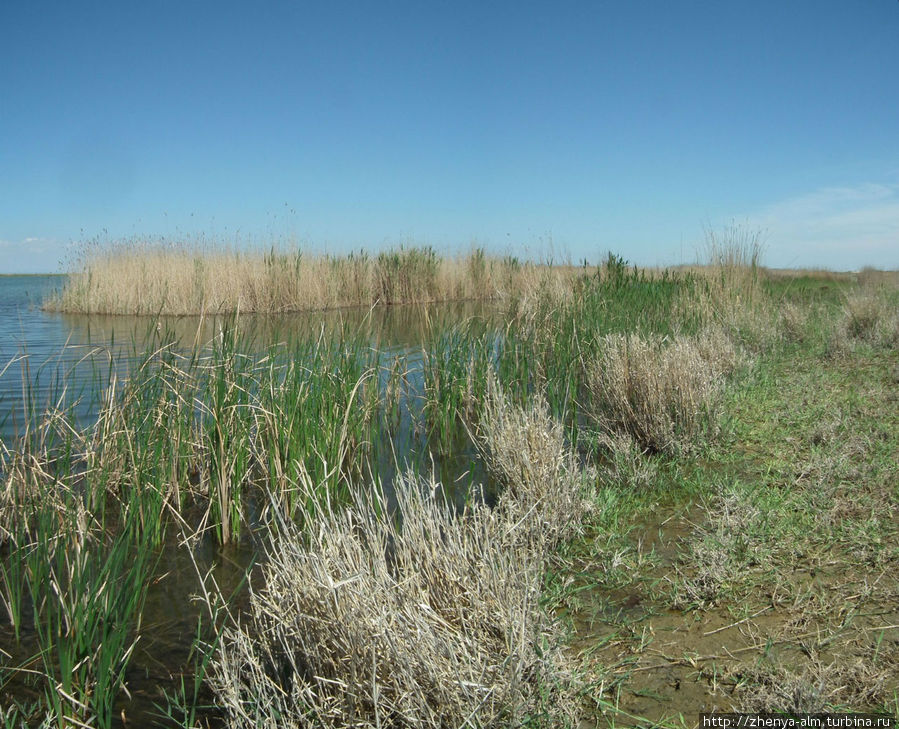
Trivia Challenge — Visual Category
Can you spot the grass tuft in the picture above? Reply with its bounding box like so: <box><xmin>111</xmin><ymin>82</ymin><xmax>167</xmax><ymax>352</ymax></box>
<box><xmin>585</xmin><ymin>330</ymin><xmax>737</xmax><ymax>455</ymax></box>
<box><xmin>207</xmin><ymin>475</ymin><xmax>574</xmax><ymax>728</ymax></box>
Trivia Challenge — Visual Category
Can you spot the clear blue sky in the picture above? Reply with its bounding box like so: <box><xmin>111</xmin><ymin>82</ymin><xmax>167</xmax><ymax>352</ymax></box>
<box><xmin>2</xmin><ymin>0</ymin><xmax>897</xmax><ymax>273</ymax></box>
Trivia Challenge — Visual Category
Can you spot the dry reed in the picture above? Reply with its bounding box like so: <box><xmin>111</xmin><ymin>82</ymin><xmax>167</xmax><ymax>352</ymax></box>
<box><xmin>688</xmin><ymin>226</ymin><xmax>778</xmax><ymax>346</ymax></box>
<box><xmin>46</xmin><ymin>241</ymin><xmax>568</xmax><ymax>316</ymax></box>
<box><xmin>585</xmin><ymin>329</ymin><xmax>737</xmax><ymax>455</ymax></box>
<box><xmin>207</xmin><ymin>474</ymin><xmax>572</xmax><ymax>728</ymax></box>
<box><xmin>205</xmin><ymin>382</ymin><xmax>594</xmax><ymax>727</ymax></box>
<box><xmin>475</xmin><ymin>375</ymin><xmax>590</xmax><ymax>553</ymax></box>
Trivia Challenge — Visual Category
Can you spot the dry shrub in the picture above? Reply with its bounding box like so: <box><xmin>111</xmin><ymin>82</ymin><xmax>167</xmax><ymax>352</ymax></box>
<box><xmin>839</xmin><ymin>288</ymin><xmax>899</xmax><ymax>349</ymax></box>
<box><xmin>208</xmin><ymin>475</ymin><xmax>573</xmax><ymax>728</ymax></box>
<box><xmin>586</xmin><ymin>330</ymin><xmax>736</xmax><ymax>455</ymax></box>
<box><xmin>475</xmin><ymin>376</ymin><xmax>591</xmax><ymax>552</ymax></box>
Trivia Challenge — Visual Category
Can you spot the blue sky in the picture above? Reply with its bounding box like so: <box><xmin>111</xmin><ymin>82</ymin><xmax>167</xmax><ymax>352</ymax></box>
<box><xmin>2</xmin><ymin>1</ymin><xmax>897</xmax><ymax>273</ymax></box>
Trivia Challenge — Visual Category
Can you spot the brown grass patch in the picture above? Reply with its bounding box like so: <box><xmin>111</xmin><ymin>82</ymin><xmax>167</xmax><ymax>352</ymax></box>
<box><xmin>207</xmin><ymin>473</ymin><xmax>576</xmax><ymax>728</ymax></box>
<box><xmin>585</xmin><ymin>329</ymin><xmax>738</xmax><ymax>455</ymax></box>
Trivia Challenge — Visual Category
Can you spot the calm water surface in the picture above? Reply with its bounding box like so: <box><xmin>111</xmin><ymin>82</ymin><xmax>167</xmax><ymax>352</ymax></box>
<box><xmin>0</xmin><ymin>274</ymin><xmax>494</xmax><ymax>440</ymax></box>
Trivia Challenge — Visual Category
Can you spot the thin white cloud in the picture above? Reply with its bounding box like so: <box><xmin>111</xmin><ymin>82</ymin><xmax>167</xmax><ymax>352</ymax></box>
<box><xmin>742</xmin><ymin>183</ymin><xmax>899</xmax><ymax>270</ymax></box>
<box><xmin>0</xmin><ymin>236</ymin><xmax>63</xmax><ymax>273</ymax></box>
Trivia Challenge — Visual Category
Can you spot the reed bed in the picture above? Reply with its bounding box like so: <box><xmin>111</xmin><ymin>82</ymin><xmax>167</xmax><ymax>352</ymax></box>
<box><xmin>46</xmin><ymin>240</ymin><xmax>566</xmax><ymax>315</ymax></box>
<box><xmin>0</xmin><ymin>454</ymin><xmax>153</xmax><ymax>728</ymax></box>
<box><xmin>0</xmin><ymin>322</ymin><xmax>393</xmax><ymax>722</ymax></box>
<box><xmin>205</xmin><ymin>381</ymin><xmax>591</xmax><ymax>729</ymax></box>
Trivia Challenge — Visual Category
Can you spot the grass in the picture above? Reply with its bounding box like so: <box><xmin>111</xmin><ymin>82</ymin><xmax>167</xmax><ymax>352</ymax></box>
<box><xmin>45</xmin><ymin>239</ymin><xmax>571</xmax><ymax>315</ymax></box>
<box><xmin>2</xmin><ymin>234</ymin><xmax>896</xmax><ymax>724</ymax></box>
<box><xmin>206</xmin><ymin>473</ymin><xmax>573</xmax><ymax>728</ymax></box>
<box><xmin>553</xmin><ymin>267</ymin><xmax>899</xmax><ymax>724</ymax></box>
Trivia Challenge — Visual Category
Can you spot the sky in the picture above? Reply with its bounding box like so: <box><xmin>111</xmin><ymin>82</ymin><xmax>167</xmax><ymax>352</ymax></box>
<box><xmin>1</xmin><ymin>0</ymin><xmax>898</xmax><ymax>273</ymax></box>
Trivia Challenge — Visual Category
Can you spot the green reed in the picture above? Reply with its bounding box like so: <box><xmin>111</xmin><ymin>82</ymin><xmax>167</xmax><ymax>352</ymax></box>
<box><xmin>375</xmin><ymin>245</ymin><xmax>440</xmax><ymax>304</ymax></box>
<box><xmin>254</xmin><ymin>332</ymin><xmax>380</xmax><ymax>522</ymax></box>
<box><xmin>199</xmin><ymin>320</ymin><xmax>256</xmax><ymax>545</ymax></box>
<box><xmin>1</xmin><ymin>477</ymin><xmax>153</xmax><ymax>729</ymax></box>
<box><xmin>421</xmin><ymin>319</ymin><xmax>496</xmax><ymax>452</ymax></box>
<box><xmin>416</xmin><ymin>257</ymin><xmax>706</xmax><ymax>453</ymax></box>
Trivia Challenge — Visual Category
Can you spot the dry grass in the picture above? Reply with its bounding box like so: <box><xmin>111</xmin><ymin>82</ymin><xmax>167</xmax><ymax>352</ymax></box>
<box><xmin>690</xmin><ymin>227</ymin><xmax>778</xmax><ymax>347</ymax></box>
<box><xmin>778</xmin><ymin>300</ymin><xmax>813</xmax><ymax>343</ymax></box>
<box><xmin>46</xmin><ymin>240</ymin><xmax>571</xmax><ymax>315</ymax></box>
<box><xmin>671</xmin><ymin>485</ymin><xmax>769</xmax><ymax>608</ymax></box>
<box><xmin>839</xmin><ymin>287</ymin><xmax>899</xmax><ymax>348</ymax></box>
<box><xmin>585</xmin><ymin>329</ymin><xmax>738</xmax><ymax>455</ymax></box>
<box><xmin>733</xmin><ymin>658</ymin><xmax>897</xmax><ymax>714</ymax></box>
<box><xmin>475</xmin><ymin>375</ymin><xmax>591</xmax><ymax>553</ymax></box>
<box><xmin>205</xmin><ymin>382</ymin><xmax>598</xmax><ymax>728</ymax></box>
<box><xmin>207</xmin><ymin>475</ymin><xmax>573</xmax><ymax>729</ymax></box>
<box><xmin>592</xmin><ymin>431</ymin><xmax>659</xmax><ymax>490</ymax></box>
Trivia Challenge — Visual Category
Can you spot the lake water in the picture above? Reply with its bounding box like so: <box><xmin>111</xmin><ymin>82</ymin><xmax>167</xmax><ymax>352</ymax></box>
<box><xmin>0</xmin><ymin>274</ymin><xmax>495</xmax><ymax>440</ymax></box>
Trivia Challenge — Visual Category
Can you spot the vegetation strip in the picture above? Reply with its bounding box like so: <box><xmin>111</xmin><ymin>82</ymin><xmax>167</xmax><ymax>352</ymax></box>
<box><xmin>1</xmin><ymin>237</ymin><xmax>896</xmax><ymax>726</ymax></box>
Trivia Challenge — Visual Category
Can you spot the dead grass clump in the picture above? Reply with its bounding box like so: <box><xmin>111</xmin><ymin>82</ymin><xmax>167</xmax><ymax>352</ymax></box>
<box><xmin>475</xmin><ymin>376</ymin><xmax>591</xmax><ymax>552</ymax></box>
<box><xmin>207</xmin><ymin>476</ymin><xmax>573</xmax><ymax>728</ymax></box>
<box><xmin>593</xmin><ymin>431</ymin><xmax>659</xmax><ymax>490</ymax></box>
<box><xmin>673</xmin><ymin>486</ymin><xmax>768</xmax><ymax>608</ymax></box>
<box><xmin>835</xmin><ymin>287</ymin><xmax>899</xmax><ymax>350</ymax></box>
<box><xmin>733</xmin><ymin>657</ymin><xmax>894</xmax><ymax>714</ymax></box>
<box><xmin>778</xmin><ymin>301</ymin><xmax>812</xmax><ymax>343</ymax></box>
<box><xmin>734</xmin><ymin>662</ymin><xmax>828</xmax><ymax>714</ymax></box>
<box><xmin>843</xmin><ymin>290</ymin><xmax>884</xmax><ymax>341</ymax></box>
<box><xmin>694</xmin><ymin>325</ymin><xmax>742</xmax><ymax>377</ymax></box>
<box><xmin>585</xmin><ymin>331</ymin><xmax>736</xmax><ymax>455</ymax></box>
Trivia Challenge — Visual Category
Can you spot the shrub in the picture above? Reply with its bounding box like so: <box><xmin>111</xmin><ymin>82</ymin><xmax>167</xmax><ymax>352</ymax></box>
<box><xmin>207</xmin><ymin>475</ymin><xmax>571</xmax><ymax>728</ymax></box>
<box><xmin>585</xmin><ymin>331</ymin><xmax>735</xmax><ymax>454</ymax></box>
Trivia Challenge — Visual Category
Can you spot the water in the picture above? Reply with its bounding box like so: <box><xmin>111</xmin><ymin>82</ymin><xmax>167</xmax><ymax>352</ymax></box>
<box><xmin>0</xmin><ymin>275</ymin><xmax>495</xmax><ymax>437</ymax></box>
<box><xmin>0</xmin><ymin>275</ymin><xmax>499</xmax><ymax>724</ymax></box>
